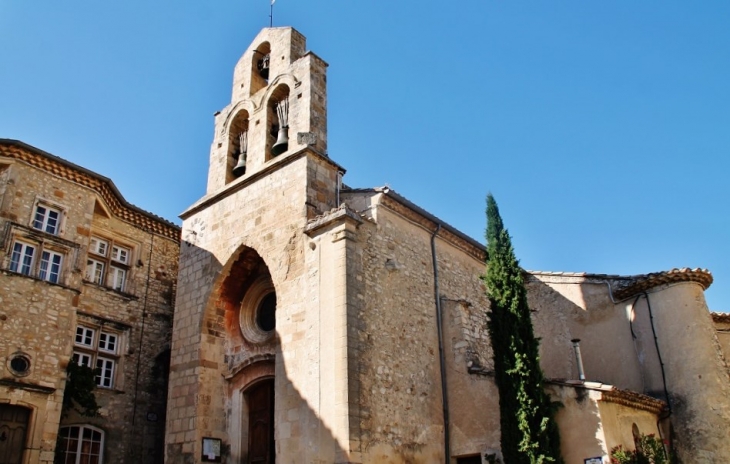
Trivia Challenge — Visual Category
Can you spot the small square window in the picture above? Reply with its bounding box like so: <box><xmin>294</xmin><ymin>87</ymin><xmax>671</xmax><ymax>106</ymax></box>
<box><xmin>72</xmin><ymin>352</ymin><xmax>93</xmax><ymax>368</ymax></box>
<box><xmin>75</xmin><ymin>327</ymin><xmax>95</xmax><ymax>347</ymax></box>
<box><xmin>98</xmin><ymin>332</ymin><xmax>117</xmax><ymax>354</ymax></box>
<box><xmin>90</xmin><ymin>237</ymin><xmax>108</xmax><ymax>256</ymax></box>
<box><xmin>111</xmin><ymin>245</ymin><xmax>129</xmax><ymax>264</ymax></box>
<box><xmin>33</xmin><ymin>204</ymin><xmax>61</xmax><ymax>235</ymax></box>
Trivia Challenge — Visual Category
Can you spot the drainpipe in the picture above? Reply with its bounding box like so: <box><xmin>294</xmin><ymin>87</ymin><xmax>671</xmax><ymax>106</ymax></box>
<box><xmin>132</xmin><ymin>231</ymin><xmax>155</xmax><ymax>426</ymax></box>
<box><xmin>643</xmin><ymin>292</ymin><xmax>674</xmax><ymax>457</ymax></box>
<box><xmin>431</xmin><ymin>224</ymin><xmax>450</xmax><ymax>464</ymax></box>
<box><xmin>571</xmin><ymin>339</ymin><xmax>586</xmax><ymax>381</ymax></box>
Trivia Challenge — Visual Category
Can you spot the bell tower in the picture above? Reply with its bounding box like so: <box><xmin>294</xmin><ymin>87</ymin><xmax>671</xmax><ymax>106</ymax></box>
<box><xmin>206</xmin><ymin>27</ymin><xmax>330</xmax><ymax>193</ymax></box>
<box><xmin>168</xmin><ymin>28</ymin><xmax>351</xmax><ymax>463</ymax></box>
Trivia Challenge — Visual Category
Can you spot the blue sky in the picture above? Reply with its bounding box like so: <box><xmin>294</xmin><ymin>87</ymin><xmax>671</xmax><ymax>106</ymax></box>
<box><xmin>1</xmin><ymin>1</ymin><xmax>728</xmax><ymax>311</ymax></box>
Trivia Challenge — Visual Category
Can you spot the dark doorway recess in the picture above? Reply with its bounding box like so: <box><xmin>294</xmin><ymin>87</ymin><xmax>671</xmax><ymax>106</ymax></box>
<box><xmin>0</xmin><ymin>404</ymin><xmax>29</xmax><ymax>464</ymax></box>
<box><xmin>247</xmin><ymin>379</ymin><xmax>275</xmax><ymax>464</ymax></box>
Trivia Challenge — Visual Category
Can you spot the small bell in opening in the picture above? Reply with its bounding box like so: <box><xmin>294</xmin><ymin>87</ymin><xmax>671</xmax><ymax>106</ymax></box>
<box><xmin>232</xmin><ymin>131</ymin><xmax>248</xmax><ymax>177</ymax></box>
<box><xmin>257</xmin><ymin>54</ymin><xmax>270</xmax><ymax>80</ymax></box>
<box><xmin>232</xmin><ymin>151</ymin><xmax>247</xmax><ymax>177</ymax></box>
<box><xmin>271</xmin><ymin>126</ymin><xmax>289</xmax><ymax>156</ymax></box>
<box><xmin>271</xmin><ymin>98</ymin><xmax>289</xmax><ymax>156</ymax></box>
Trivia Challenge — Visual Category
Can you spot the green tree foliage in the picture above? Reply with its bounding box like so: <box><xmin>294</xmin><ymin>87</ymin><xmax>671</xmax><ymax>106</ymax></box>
<box><xmin>62</xmin><ymin>361</ymin><xmax>101</xmax><ymax>418</ymax></box>
<box><xmin>610</xmin><ymin>434</ymin><xmax>674</xmax><ymax>464</ymax></box>
<box><xmin>484</xmin><ymin>194</ymin><xmax>563</xmax><ymax>464</ymax></box>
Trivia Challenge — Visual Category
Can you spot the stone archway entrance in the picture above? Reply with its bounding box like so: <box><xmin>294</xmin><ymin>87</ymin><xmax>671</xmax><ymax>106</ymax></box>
<box><xmin>0</xmin><ymin>404</ymin><xmax>29</xmax><ymax>464</ymax></box>
<box><xmin>245</xmin><ymin>379</ymin><xmax>275</xmax><ymax>464</ymax></box>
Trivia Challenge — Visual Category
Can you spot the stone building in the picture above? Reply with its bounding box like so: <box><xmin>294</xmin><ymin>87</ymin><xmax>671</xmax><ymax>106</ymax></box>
<box><xmin>167</xmin><ymin>27</ymin><xmax>729</xmax><ymax>464</ymax></box>
<box><xmin>0</xmin><ymin>140</ymin><xmax>180</xmax><ymax>464</ymax></box>
<box><xmin>166</xmin><ymin>27</ymin><xmax>730</xmax><ymax>464</ymax></box>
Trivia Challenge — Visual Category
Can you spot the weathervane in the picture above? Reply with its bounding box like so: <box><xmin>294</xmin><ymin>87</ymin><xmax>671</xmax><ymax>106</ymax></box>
<box><xmin>269</xmin><ymin>0</ymin><xmax>275</xmax><ymax>27</ymax></box>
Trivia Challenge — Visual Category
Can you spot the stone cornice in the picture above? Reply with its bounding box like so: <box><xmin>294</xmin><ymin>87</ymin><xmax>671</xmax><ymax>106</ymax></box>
<box><xmin>181</xmin><ymin>146</ymin><xmax>346</xmax><ymax>220</ymax></box>
<box><xmin>0</xmin><ymin>378</ymin><xmax>56</xmax><ymax>394</ymax></box>
<box><xmin>0</xmin><ymin>139</ymin><xmax>180</xmax><ymax>242</ymax></box>
<box><xmin>304</xmin><ymin>204</ymin><xmax>363</xmax><ymax>236</ymax></box>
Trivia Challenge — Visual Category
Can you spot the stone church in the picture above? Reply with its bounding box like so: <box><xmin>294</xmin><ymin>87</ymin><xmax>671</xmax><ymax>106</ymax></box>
<box><xmin>1</xmin><ymin>25</ymin><xmax>729</xmax><ymax>464</ymax></box>
<box><xmin>165</xmin><ymin>27</ymin><xmax>730</xmax><ymax>464</ymax></box>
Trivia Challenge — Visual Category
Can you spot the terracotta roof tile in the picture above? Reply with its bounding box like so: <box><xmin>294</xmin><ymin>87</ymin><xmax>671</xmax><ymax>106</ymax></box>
<box><xmin>0</xmin><ymin>139</ymin><xmax>180</xmax><ymax>241</ymax></box>
<box><xmin>613</xmin><ymin>268</ymin><xmax>712</xmax><ymax>300</ymax></box>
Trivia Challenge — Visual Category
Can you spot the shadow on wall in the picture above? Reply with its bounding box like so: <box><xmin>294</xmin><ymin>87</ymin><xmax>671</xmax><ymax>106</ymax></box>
<box><xmin>525</xmin><ymin>278</ymin><xmax>625</xmax><ymax>460</ymax></box>
<box><xmin>526</xmin><ymin>278</ymin><xmax>644</xmax><ymax>392</ymax></box>
<box><xmin>166</xmin><ymin>241</ymin><xmax>345</xmax><ymax>464</ymax></box>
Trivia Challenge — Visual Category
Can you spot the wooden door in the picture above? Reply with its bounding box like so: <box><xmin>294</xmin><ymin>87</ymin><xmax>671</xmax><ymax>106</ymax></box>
<box><xmin>247</xmin><ymin>379</ymin><xmax>275</xmax><ymax>464</ymax></box>
<box><xmin>0</xmin><ymin>405</ymin><xmax>29</xmax><ymax>464</ymax></box>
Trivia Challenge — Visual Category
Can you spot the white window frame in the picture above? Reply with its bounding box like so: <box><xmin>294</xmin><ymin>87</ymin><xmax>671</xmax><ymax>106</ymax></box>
<box><xmin>57</xmin><ymin>425</ymin><xmax>105</xmax><ymax>464</ymax></box>
<box><xmin>86</xmin><ymin>236</ymin><xmax>133</xmax><ymax>293</ymax></box>
<box><xmin>111</xmin><ymin>245</ymin><xmax>129</xmax><ymax>264</ymax></box>
<box><xmin>98</xmin><ymin>332</ymin><xmax>118</xmax><ymax>354</ymax></box>
<box><xmin>72</xmin><ymin>352</ymin><xmax>93</xmax><ymax>368</ymax></box>
<box><xmin>32</xmin><ymin>203</ymin><xmax>62</xmax><ymax>235</ymax></box>
<box><xmin>90</xmin><ymin>237</ymin><xmax>109</xmax><ymax>256</ymax></box>
<box><xmin>9</xmin><ymin>241</ymin><xmax>35</xmax><ymax>276</ymax></box>
<box><xmin>86</xmin><ymin>258</ymin><xmax>105</xmax><ymax>285</ymax></box>
<box><xmin>74</xmin><ymin>325</ymin><xmax>122</xmax><ymax>389</ymax></box>
<box><xmin>95</xmin><ymin>357</ymin><xmax>115</xmax><ymax>388</ymax></box>
<box><xmin>108</xmin><ymin>266</ymin><xmax>126</xmax><ymax>292</ymax></box>
<box><xmin>39</xmin><ymin>249</ymin><xmax>63</xmax><ymax>283</ymax></box>
<box><xmin>75</xmin><ymin>326</ymin><xmax>95</xmax><ymax>347</ymax></box>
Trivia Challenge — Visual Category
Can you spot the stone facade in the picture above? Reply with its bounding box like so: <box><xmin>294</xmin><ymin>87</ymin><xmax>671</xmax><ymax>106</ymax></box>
<box><xmin>167</xmin><ymin>26</ymin><xmax>730</xmax><ymax>464</ymax></box>
<box><xmin>0</xmin><ymin>140</ymin><xmax>180</xmax><ymax>464</ymax></box>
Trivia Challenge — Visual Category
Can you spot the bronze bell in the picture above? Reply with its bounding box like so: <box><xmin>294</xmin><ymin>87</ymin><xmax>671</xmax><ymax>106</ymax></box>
<box><xmin>271</xmin><ymin>126</ymin><xmax>289</xmax><ymax>156</ymax></box>
<box><xmin>257</xmin><ymin>54</ymin><xmax>270</xmax><ymax>80</ymax></box>
<box><xmin>232</xmin><ymin>151</ymin><xmax>246</xmax><ymax>177</ymax></box>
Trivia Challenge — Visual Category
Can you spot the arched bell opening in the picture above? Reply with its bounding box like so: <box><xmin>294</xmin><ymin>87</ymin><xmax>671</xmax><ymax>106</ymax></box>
<box><xmin>266</xmin><ymin>84</ymin><xmax>291</xmax><ymax>160</ymax></box>
<box><xmin>228</xmin><ymin>110</ymin><xmax>250</xmax><ymax>181</ymax></box>
<box><xmin>250</xmin><ymin>42</ymin><xmax>271</xmax><ymax>96</ymax></box>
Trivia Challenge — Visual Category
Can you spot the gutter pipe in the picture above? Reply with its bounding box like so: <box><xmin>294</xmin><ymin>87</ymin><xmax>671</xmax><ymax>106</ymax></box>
<box><xmin>431</xmin><ymin>223</ymin><xmax>450</xmax><ymax>464</ymax></box>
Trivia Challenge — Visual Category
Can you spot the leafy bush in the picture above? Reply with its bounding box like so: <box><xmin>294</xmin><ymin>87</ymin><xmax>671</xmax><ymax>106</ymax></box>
<box><xmin>610</xmin><ymin>434</ymin><xmax>672</xmax><ymax>464</ymax></box>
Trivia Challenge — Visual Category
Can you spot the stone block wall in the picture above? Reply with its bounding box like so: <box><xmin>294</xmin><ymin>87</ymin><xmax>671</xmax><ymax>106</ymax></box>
<box><xmin>0</xmin><ymin>141</ymin><xmax>179</xmax><ymax>464</ymax></box>
<box><xmin>168</xmin><ymin>149</ymin><xmax>341</xmax><ymax>463</ymax></box>
<box><xmin>340</xmin><ymin>189</ymin><xmax>500</xmax><ymax>463</ymax></box>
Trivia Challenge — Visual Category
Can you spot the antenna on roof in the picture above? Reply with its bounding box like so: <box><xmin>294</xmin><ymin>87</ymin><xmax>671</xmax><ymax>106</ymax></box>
<box><xmin>269</xmin><ymin>0</ymin><xmax>275</xmax><ymax>27</ymax></box>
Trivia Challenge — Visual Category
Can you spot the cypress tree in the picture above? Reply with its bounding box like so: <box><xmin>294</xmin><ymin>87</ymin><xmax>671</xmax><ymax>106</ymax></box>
<box><xmin>484</xmin><ymin>194</ymin><xmax>563</xmax><ymax>464</ymax></box>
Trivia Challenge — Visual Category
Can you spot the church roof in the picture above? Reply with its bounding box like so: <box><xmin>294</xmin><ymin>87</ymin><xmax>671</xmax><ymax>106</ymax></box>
<box><xmin>0</xmin><ymin>139</ymin><xmax>181</xmax><ymax>241</ymax></box>
<box><xmin>528</xmin><ymin>268</ymin><xmax>713</xmax><ymax>301</ymax></box>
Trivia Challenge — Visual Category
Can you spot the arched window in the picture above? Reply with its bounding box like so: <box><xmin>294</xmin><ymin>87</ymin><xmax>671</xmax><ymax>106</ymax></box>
<box><xmin>632</xmin><ymin>423</ymin><xmax>641</xmax><ymax>450</ymax></box>
<box><xmin>56</xmin><ymin>425</ymin><xmax>104</xmax><ymax>464</ymax></box>
<box><xmin>250</xmin><ymin>42</ymin><xmax>271</xmax><ymax>95</ymax></box>
<box><xmin>228</xmin><ymin>110</ymin><xmax>250</xmax><ymax>180</ymax></box>
<box><xmin>267</xmin><ymin>85</ymin><xmax>290</xmax><ymax>160</ymax></box>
